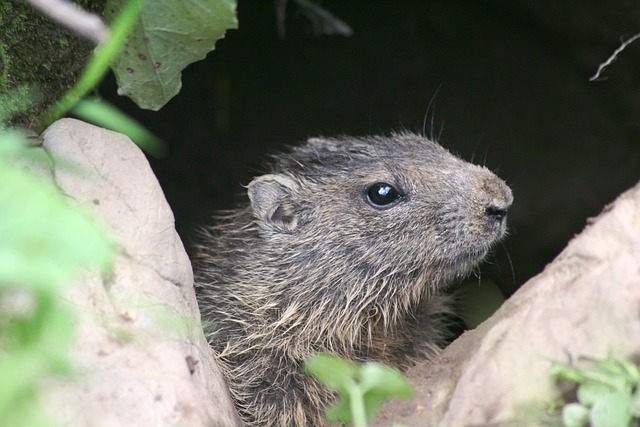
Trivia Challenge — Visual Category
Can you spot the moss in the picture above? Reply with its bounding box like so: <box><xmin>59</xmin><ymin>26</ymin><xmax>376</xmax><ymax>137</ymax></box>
<box><xmin>0</xmin><ymin>0</ymin><xmax>107</xmax><ymax>130</ymax></box>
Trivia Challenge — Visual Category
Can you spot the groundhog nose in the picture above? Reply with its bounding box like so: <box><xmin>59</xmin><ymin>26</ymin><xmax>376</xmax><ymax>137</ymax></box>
<box><xmin>483</xmin><ymin>179</ymin><xmax>512</xmax><ymax>225</ymax></box>
<box><xmin>485</xmin><ymin>187</ymin><xmax>512</xmax><ymax>226</ymax></box>
<box><xmin>485</xmin><ymin>204</ymin><xmax>509</xmax><ymax>222</ymax></box>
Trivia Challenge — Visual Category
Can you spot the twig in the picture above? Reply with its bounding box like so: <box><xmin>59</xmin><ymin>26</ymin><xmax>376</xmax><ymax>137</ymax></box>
<box><xmin>275</xmin><ymin>0</ymin><xmax>353</xmax><ymax>38</ymax></box>
<box><xmin>589</xmin><ymin>32</ymin><xmax>640</xmax><ymax>81</ymax></box>
<box><xmin>275</xmin><ymin>0</ymin><xmax>288</xmax><ymax>39</ymax></box>
<box><xmin>295</xmin><ymin>0</ymin><xmax>353</xmax><ymax>36</ymax></box>
<box><xmin>25</xmin><ymin>0</ymin><xmax>110</xmax><ymax>44</ymax></box>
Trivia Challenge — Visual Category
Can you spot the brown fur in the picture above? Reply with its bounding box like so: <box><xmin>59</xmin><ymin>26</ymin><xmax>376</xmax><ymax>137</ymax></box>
<box><xmin>195</xmin><ymin>133</ymin><xmax>512</xmax><ymax>426</ymax></box>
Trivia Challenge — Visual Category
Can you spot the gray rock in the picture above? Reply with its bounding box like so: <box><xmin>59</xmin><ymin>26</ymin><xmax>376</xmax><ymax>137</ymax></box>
<box><xmin>40</xmin><ymin>119</ymin><xmax>240</xmax><ymax>427</ymax></box>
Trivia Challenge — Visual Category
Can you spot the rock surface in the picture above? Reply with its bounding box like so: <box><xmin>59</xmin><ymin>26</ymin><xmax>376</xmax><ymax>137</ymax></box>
<box><xmin>373</xmin><ymin>179</ymin><xmax>640</xmax><ymax>426</ymax></box>
<box><xmin>39</xmin><ymin>119</ymin><xmax>240</xmax><ymax>427</ymax></box>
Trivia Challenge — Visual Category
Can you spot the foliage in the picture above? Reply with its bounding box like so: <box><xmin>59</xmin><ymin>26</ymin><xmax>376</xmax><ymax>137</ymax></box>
<box><xmin>0</xmin><ymin>0</ymin><xmax>104</xmax><ymax>127</ymax></box>
<box><xmin>0</xmin><ymin>4</ymin><xmax>238</xmax><ymax>421</ymax></box>
<box><xmin>305</xmin><ymin>353</ymin><xmax>413</xmax><ymax>427</ymax></box>
<box><xmin>104</xmin><ymin>0</ymin><xmax>238</xmax><ymax>110</ymax></box>
<box><xmin>552</xmin><ymin>356</ymin><xmax>640</xmax><ymax>427</ymax></box>
<box><xmin>3</xmin><ymin>0</ymin><xmax>238</xmax><ymax>138</ymax></box>
<box><xmin>38</xmin><ymin>0</ymin><xmax>144</xmax><ymax>130</ymax></box>
<box><xmin>0</xmin><ymin>129</ymin><xmax>115</xmax><ymax>427</ymax></box>
<box><xmin>20</xmin><ymin>0</ymin><xmax>165</xmax><ymax>155</ymax></box>
<box><xmin>71</xmin><ymin>97</ymin><xmax>165</xmax><ymax>156</ymax></box>
<box><xmin>0</xmin><ymin>2</ymin><xmax>146</xmax><ymax>425</ymax></box>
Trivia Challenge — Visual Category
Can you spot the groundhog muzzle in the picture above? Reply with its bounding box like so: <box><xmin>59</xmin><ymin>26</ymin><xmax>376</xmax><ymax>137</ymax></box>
<box><xmin>195</xmin><ymin>132</ymin><xmax>513</xmax><ymax>426</ymax></box>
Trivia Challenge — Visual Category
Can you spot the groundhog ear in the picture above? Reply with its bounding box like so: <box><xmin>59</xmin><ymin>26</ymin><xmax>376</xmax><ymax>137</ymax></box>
<box><xmin>248</xmin><ymin>174</ymin><xmax>301</xmax><ymax>233</ymax></box>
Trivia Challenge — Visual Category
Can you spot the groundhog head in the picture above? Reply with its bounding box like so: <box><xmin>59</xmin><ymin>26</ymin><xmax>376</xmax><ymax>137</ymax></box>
<box><xmin>244</xmin><ymin>133</ymin><xmax>512</xmax><ymax>332</ymax></box>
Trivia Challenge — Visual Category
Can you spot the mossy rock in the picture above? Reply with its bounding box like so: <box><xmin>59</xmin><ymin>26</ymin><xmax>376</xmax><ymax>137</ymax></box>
<box><xmin>0</xmin><ymin>0</ymin><xmax>106</xmax><ymax>130</ymax></box>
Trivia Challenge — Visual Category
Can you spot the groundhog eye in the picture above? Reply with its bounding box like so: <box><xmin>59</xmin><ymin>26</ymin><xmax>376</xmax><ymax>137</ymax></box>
<box><xmin>366</xmin><ymin>182</ymin><xmax>403</xmax><ymax>208</ymax></box>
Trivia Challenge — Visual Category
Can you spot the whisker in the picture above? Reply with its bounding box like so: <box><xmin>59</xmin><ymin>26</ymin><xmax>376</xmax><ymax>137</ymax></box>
<box><xmin>500</xmin><ymin>241</ymin><xmax>516</xmax><ymax>287</ymax></box>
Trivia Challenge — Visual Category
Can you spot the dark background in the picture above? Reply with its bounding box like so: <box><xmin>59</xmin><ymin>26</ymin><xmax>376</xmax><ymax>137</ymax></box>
<box><xmin>101</xmin><ymin>0</ymin><xmax>640</xmax><ymax>297</ymax></box>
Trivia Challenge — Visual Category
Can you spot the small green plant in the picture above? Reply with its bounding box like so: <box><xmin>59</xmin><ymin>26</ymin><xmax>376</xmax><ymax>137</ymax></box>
<box><xmin>0</xmin><ymin>129</ymin><xmax>115</xmax><ymax>427</ymax></box>
<box><xmin>305</xmin><ymin>353</ymin><xmax>413</xmax><ymax>427</ymax></box>
<box><xmin>552</xmin><ymin>356</ymin><xmax>640</xmax><ymax>427</ymax></box>
<box><xmin>0</xmin><ymin>1</ymin><xmax>237</xmax><ymax>426</ymax></box>
<box><xmin>31</xmin><ymin>0</ymin><xmax>166</xmax><ymax>156</ymax></box>
<box><xmin>37</xmin><ymin>0</ymin><xmax>144</xmax><ymax>130</ymax></box>
<box><xmin>0</xmin><ymin>5</ymin><xmax>138</xmax><ymax>424</ymax></box>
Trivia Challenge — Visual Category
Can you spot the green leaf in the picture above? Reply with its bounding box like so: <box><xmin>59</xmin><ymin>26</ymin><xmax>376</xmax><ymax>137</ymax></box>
<box><xmin>562</xmin><ymin>403</ymin><xmax>589</xmax><ymax>427</ymax></box>
<box><xmin>105</xmin><ymin>0</ymin><xmax>238</xmax><ymax>110</ymax></box>
<box><xmin>580</xmin><ymin>367</ymin><xmax>632</xmax><ymax>392</ymax></box>
<box><xmin>0</xmin><ymin>293</ymin><xmax>74</xmax><ymax>426</ymax></box>
<box><xmin>0</xmin><ymin>136</ymin><xmax>114</xmax><ymax>290</ymax></box>
<box><xmin>591</xmin><ymin>358</ymin><xmax>627</xmax><ymax>377</ymax></box>
<box><xmin>325</xmin><ymin>396</ymin><xmax>354</xmax><ymax>424</ymax></box>
<box><xmin>358</xmin><ymin>363</ymin><xmax>413</xmax><ymax>422</ymax></box>
<box><xmin>616</xmin><ymin>358</ymin><xmax>640</xmax><ymax>385</ymax></box>
<box><xmin>71</xmin><ymin>98</ymin><xmax>166</xmax><ymax>156</ymax></box>
<box><xmin>590</xmin><ymin>390</ymin><xmax>634</xmax><ymax>427</ymax></box>
<box><xmin>577</xmin><ymin>381</ymin><xmax>615</xmax><ymax>406</ymax></box>
<box><xmin>304</xmin><ymin>353</ymin><xmax>359</xmax><ymax>393</ymax></box>
<box><xmin>551</xmin><ymin>362</ymin><xmax>588</xmax><ymax>383</ymax></box>
<box><xmin>361</xmin><ymin>392</ymin><xmax>388</xmax><ymax>422</ymax></box>
<box><xmin>0</xmin><ymin>130</ymin><xmax>114</xmax><ymax>427</ymax></box>
<box><xmin>38</xmin><ymin>0</ymin><xmax>144</xmax><ymax>131</ymax></box>
<box><xmin>631</xmin><ymin>386</ymin><xmax>640</xmax><ymax>417</ymax></box>
<box><xmin>359</xmin><ymin>362</ymin><xmax>414</xmax><ymax>397</ymax></box>
<box><xmin>305</xmin><ymin>354</ymin><xmax>413</xmax><ymax>426</ymax></box>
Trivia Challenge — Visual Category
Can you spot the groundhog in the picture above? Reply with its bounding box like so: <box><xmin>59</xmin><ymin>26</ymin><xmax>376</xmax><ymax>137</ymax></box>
<box><xmin>195</xmin><ymin>132</ymin><xmax>513</xmax><ymax>426</ymax></box>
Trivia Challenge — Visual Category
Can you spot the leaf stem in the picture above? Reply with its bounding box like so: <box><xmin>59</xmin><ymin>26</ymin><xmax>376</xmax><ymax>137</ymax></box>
<box><xmin>36</xmin><ymin>0</ymin><xmax>144</xmax><ymax>132</ymax></box>
<box><xmin>346</xmin><ymin>382</ymin><xmax>367</xmax><ymax>427</ymax></box>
